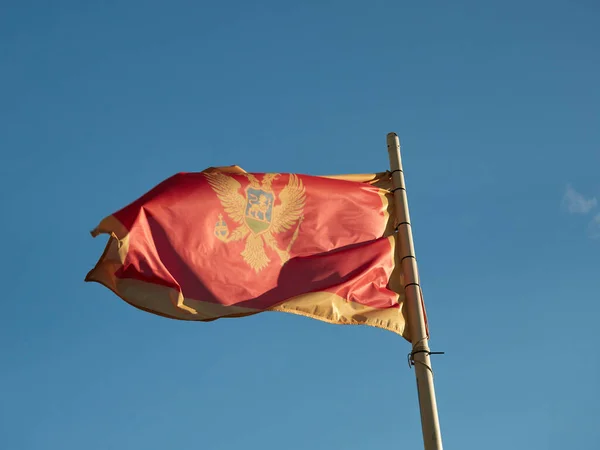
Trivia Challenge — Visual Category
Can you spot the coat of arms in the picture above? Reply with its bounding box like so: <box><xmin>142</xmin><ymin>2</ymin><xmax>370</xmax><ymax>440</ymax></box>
<box><xmin>205</xmin><ymin>171</ymin><xmax>306</xmax><ymax>272</ymax></box>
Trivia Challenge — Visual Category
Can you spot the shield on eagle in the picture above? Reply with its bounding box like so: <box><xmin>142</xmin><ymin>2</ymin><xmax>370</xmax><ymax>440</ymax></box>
<box><xmin>244</xmin><ymin>187</ymin><xmax>274</xmax><ymax>235</ymax></box>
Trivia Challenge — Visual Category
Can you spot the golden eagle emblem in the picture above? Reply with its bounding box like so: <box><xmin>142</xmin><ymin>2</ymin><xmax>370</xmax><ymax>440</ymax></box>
<box><xmin>205</xmin><ymin>171</ymin><xmax>306</xmax><ymax>272</ymax></box>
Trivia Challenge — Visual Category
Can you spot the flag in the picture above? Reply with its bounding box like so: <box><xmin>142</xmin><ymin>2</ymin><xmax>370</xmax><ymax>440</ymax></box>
<box><xmin>85</xmin><ymin>165</ymin><xmax>410</xmax><ymax>338</ymax></box>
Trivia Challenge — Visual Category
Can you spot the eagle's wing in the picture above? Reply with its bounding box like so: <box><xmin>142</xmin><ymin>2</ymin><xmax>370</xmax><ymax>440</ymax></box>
<box><xmin>270</xmin><ymin>174</ymin><xmax>306</xmax><ymax>234</ymax></box>
<box><xmin>204</xmin><ymin>171</ymin><xmax>246</xmax><ymax>224</ymax></box>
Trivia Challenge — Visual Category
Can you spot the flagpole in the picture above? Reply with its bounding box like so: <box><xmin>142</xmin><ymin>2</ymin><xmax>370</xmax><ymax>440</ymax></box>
<box><xmin>387</xmin><ymin>132</ymin><xmax>443</xmax><ymax>450</ymax></box>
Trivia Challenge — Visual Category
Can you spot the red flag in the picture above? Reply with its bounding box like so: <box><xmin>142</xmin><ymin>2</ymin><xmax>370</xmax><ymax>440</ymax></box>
<box><xmin>86</xmin><ymin>166</ymin><xmax>409</xmax><ymax>337</ymax></box>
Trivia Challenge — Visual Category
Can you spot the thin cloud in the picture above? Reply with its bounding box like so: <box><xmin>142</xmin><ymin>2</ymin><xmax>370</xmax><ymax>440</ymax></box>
<box><xmin>562</xmin><ymin>185</ymin><xmax>597</xmax><ymax>214</ymax></box>
<box><xmin>588</xmin><ymin>214</ymin><xmax>600</xmax><ymax>240</ymax></box>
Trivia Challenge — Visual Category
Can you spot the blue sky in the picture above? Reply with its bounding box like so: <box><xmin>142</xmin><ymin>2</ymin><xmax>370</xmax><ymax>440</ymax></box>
<box><xmin>1</xmin><ymin>1</ymin><xmax>599</xmax><ymax>449</ymax></box>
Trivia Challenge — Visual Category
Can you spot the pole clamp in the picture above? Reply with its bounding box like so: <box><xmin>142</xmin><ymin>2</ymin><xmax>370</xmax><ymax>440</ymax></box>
<box><xmin>408</xmin><ymin>349</ymin><xmax>445</xmax><ymax>369</ymax></box>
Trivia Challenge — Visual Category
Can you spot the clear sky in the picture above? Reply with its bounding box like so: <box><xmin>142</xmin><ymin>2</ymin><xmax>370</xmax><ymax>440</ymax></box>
<box><xmin>1</xmin><ymin>1</ymin><xmax>599</xmax><ymax>449</ymax></box>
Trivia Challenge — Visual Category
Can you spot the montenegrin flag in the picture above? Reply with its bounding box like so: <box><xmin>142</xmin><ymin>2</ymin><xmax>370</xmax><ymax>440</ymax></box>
<box><xmin>85</xmin><ymin>165</ymin><xmax>411</xmax><ymax>338</ymax></box>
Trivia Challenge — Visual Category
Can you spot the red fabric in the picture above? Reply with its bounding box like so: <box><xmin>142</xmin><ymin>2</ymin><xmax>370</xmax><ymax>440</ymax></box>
<box><xmin>108</xmin><ymin>171</ymin><xmax>397</xmax><ymax>310</ymax></box>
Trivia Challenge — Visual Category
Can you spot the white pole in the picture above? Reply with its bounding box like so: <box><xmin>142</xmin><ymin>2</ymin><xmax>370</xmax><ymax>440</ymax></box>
<box><xmin>387</xmin><ymin>132</ymin><xmax>443</xmax><ymax>450</ymax></box>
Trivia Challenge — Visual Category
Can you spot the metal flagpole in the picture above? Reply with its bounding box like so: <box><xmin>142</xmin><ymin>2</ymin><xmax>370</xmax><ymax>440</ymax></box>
<box><xmin>387</xmin><ymin>132</ymin><xmax>443</xmax><ymax>450</ymax></box>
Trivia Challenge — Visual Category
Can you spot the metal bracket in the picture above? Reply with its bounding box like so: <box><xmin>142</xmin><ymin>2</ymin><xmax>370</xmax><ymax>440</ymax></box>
<box><xmin>408</xmin><ymin>350</ymin><xmax>445</xmax><ymax>368</ymax></box>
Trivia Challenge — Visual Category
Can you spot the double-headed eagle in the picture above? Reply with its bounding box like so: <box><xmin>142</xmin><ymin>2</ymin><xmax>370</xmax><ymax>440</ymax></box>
<box><xmin>204</xmin><ymin>171</ymin><xmax>306</xmax><ymax>272</ymax></box>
